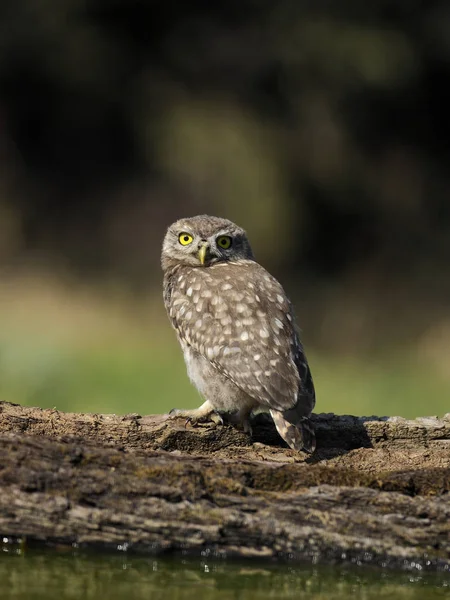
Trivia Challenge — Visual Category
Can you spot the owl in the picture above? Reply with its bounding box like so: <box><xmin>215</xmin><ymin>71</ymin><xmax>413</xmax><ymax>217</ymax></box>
<box><xmin>161</xmin><ymin>215</ymin><xmax>316</xmax><ymax>453</ymax></box>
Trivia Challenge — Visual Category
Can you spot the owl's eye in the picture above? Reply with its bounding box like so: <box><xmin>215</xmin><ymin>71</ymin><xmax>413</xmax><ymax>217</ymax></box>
<box><xmin>178</xmin><ymin>232</ymin><xmax>194</xmax><ymax>246</ymax></box>
<box><xmin>217</xmin><ymin>235</ymin><xmax>232</xmax><ymax>249</ymax></box>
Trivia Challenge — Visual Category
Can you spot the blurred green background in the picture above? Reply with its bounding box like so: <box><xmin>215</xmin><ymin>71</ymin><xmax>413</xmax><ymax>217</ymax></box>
<box><xmin>0</xmin><ymin>1</ymin><xmax>449</xmax><ymax>418</ymax></box>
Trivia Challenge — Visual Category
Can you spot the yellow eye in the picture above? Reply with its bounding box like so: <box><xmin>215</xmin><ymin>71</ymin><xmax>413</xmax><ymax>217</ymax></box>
<box><xmin>178</xmin><ymin>232</ymin><xmax>194</xmax><ymax>246</ymax></box>
<box><xmin>217</xmin><ymin>235</ymin><xmax>232</xmax><ymax>249</ymax></box>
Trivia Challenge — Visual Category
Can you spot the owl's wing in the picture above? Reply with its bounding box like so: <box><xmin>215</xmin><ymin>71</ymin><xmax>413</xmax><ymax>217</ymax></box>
<box><xmin>290</xmin><ymin>332</ymin><xmax>316</xmax><ymax>415</ymax></box>
<box><xmin>167</xmin><ymin>261</ymin><xmax>314</xmax><ymax>414</ymax></box>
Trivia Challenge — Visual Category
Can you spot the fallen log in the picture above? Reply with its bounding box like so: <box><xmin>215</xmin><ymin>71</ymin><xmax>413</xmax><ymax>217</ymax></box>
<box><xmin>0</xmin><ymin>401</ymin><xmax>449</xmax><ymax>570</ymax></box>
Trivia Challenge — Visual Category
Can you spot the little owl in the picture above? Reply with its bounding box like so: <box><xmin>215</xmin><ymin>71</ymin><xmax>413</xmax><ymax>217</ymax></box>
<box><xmin>161</xmin><ymin>215</ymin><xmax>316</xmax><ymax>453</ymax></box>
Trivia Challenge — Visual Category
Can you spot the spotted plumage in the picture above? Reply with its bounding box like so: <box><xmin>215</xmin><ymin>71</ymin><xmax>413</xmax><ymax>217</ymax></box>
<box><xmin>161</xmin><ymin>215</ymin><xmax>316</xmax><ymax>453</ymax></box>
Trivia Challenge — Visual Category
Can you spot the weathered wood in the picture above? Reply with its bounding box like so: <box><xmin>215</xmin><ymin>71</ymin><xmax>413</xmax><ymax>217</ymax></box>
<box><xmin>0</xmin><ymin>401</ymin><xmax>449</xmax><ymax>570</ymax></box>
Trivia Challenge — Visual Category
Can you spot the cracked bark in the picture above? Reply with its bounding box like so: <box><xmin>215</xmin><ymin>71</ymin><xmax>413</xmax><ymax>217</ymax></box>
<box><xmin>0</xmin><ymin>401</ymin><xmax>449</xmax><ymax>570</ymax></box>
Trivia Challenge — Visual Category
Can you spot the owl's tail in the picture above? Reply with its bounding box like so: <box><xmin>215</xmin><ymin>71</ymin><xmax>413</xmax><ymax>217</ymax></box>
<box><xmin>270</xmin><ymin>409</ymin><xmax>316</xmax><ymax>454</ymax></box>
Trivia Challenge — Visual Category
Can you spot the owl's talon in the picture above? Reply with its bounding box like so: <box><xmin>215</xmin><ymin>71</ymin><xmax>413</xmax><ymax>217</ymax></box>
<box><xmin>184</xmin><ymin>413</ymin><xmax>222</xmax><ymax>428</ymax></box>
<box><xmin>210</xmin><ymin>412</ymin><xmax>224</xmax><ymax>427</ymax></box>
<box><xmin>168</xmin><ymin>404</ymin><xmax>223</xmax><ymax>428</ymax></box>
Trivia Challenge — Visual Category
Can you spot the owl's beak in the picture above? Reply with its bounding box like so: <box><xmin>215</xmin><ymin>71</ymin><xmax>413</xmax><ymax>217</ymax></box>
<box><xmin>198</xmin><ymin>242</ymin><xmax>209</xmax><ymax>265</ymax></box>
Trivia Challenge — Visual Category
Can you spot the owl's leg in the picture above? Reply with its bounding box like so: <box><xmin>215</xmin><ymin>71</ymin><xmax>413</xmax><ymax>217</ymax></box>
<box><xmin>169</xmin><ymin>400</ymin><xmax>224</xmax><ymax>426</ymax></box>
<box><xmin>225</xmin><ymin>407</ymin><xmax>253</xmax><ymax>436</ymax></box>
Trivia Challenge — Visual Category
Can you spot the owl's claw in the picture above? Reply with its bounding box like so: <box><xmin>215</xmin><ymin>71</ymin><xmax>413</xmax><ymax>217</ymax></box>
<box><xmin>183</xmin><ymin>412</ymin><xmax>223</xmax><ymax>428</ymax></box>
<box><xmin>169</xmin><ymin>406</ymin><xmax>224</xmax><ymax>428</ymax></box>
<box><xmin>210</xmin><ymin>412</ymin><xmax>224</xmax><ymax>426</ymax></box>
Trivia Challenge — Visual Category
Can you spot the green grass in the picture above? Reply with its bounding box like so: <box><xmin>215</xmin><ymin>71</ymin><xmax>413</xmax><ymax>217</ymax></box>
<box><xmin>0</xmin><ymin>275</ymin><xmax>448</xmax><ymax>418</ymax></box>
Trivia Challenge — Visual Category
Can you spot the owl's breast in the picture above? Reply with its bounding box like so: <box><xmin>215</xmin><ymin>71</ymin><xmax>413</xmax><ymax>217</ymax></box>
<box><xmin>181</xmin><ymin>341</ymin><xmax>259</xmax><ymax>413</ymax></box>
<box><xmin>166</xmin><ymin>262</ymin><xmax>303</xmax><ymax>412</ymax></box>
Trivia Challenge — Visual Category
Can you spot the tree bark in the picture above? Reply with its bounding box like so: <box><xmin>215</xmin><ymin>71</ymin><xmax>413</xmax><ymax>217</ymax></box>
<box><xmin>0</xmin><ymin>401</ymin><xmax>449</xmax><ymax>570</ymax></box>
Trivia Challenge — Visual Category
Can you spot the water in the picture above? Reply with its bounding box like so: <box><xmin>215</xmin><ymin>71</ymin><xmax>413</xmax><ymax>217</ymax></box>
<box><xmin>1</xmin><ymin>544</ymin><xmax>449</xmax><ymax>600</ymax></box>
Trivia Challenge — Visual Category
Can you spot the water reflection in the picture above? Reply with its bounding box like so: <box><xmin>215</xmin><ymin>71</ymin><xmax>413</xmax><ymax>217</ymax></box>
<box><xmin>0</xmin><ymin>542</ymin><xmax>449</xmax><ymax>600</ymax></box>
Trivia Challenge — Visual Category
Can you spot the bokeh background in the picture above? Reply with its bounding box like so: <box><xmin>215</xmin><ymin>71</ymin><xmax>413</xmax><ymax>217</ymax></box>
<box><xmin>0</xmin><ymin>1</ymin><xmax>449</xmax><ymax>418</ymax></box>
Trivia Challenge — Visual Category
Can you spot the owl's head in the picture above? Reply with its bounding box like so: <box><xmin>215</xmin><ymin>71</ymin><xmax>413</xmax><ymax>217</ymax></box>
<box><xmin>161</xmin><ymin>215</ymin><xmax>254</xmax><ymax>270</ymax></box>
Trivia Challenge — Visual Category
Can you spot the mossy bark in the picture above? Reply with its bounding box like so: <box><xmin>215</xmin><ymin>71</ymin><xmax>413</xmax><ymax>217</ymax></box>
<box><xmin>0</xmin><ymin>401</ymin><xmax>449</xmax><ymax>570</ymax></box>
